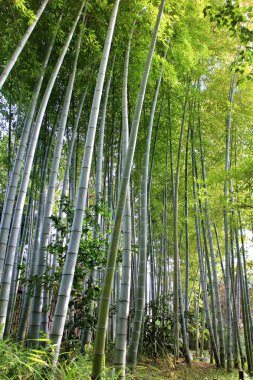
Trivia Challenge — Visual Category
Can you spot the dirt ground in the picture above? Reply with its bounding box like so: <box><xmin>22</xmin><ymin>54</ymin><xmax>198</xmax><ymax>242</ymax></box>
<box><xmin>131</xmin><ymin>357</ymin><xmax>242</xmax><ymax>380</ymax></box>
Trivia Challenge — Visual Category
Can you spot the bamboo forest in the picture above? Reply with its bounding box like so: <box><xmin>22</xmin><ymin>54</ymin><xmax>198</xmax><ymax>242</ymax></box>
<box><xmin>0</xmin><ymin>0</ymin><xmax>253</xmax><ymax>379</ymax></box>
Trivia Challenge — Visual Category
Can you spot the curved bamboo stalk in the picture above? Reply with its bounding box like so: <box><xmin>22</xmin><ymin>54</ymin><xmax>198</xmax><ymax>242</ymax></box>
<box><xmin>29</xmin><ymin>15</ymin><xmax>85</xmax><ymax>343</ymax></box>
<box><xmin>80</xmin><ymin>60</ymin><xmax>114</xmax><ymax>351</ymax></box>
<box><xmin>0</xmin><ymin>25</ymin><xmax>58</xmax><ymax>281</ymax></box>
<box><xmin>0</xmin><ymin>1</ymin><xmax>86</xmax><ymax>338</ymax></box>
<box><xmin>49</xmin><ymin>0</ymin><xmax>120</xmax><ymax>364</ymax></box>
<box><xmin>0</xmin><ymin>0</ymin><xmax>50</xmax><ymax>90</ymax></box>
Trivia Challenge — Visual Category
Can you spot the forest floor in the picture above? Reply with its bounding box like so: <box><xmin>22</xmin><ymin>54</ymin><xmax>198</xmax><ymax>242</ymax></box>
<box><xmin>130</xmin><ymin>357</ymin><xmax>241</xmax><ymax>379</ymax></box>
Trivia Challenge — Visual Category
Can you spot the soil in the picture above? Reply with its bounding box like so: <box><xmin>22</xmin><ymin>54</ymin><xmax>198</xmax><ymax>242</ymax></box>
<box><xmin>131</xmin><ymin>357</ymin><xmax>240</xmax><ymax>380</ymax></box>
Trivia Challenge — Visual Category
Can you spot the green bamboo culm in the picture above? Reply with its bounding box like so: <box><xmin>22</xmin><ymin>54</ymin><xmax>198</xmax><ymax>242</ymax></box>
<box><xmin>28</xmin><ymin>11</ymin><xmax>85</xmax><ymax>344</ymax></box>
<box><xmin>127</xmin><ymin>62</ymin><xmax>164</xmax><ymax>369</ymax></box>
<box><xmin>198</xmin><ymin>107</ymin><xmax>225</xmax><ymax>368</ymax></box>
<box><xmin>50</xmin><ymin>0</ymin><xmax>121</xmax><ymax>364</ymax></box>
<box><xmin>0</xmin><ymin>1</ymin><xmax>85</xmax><ymax>338</ymax></box>
<box><xmin>0</xmin><ymin>15</ymin><xmax>59</xmax><ymax>283</ymax></box>
<box><xmin>92</xmin><ymin>1</ymin><xmax>165</xmax><ymax>378</ymax></box>
<box><xmin>223</xmin><ymin>74</ymin><xmax>236</xmax><ymax>372</ymax></box>
<box><xmin>113</xmin><ymin>18</ymin><xmax>136</xmax><ymax>379</ymax></box>
<box><xmin>191</xmin><ymin>125</ymin><xmax>221</xmax><ymax>367</ymax></box>
<box><xmin>172</xmin><ymin>84</ymin><xmax>189</xmax><ymax>367</ymax></box>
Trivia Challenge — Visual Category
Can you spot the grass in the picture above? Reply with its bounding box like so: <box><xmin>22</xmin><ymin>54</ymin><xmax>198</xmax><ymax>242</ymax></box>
<box><xmin>0</xmin><ymin>338</ymin><xmax>119</xmax><ymax>379</ymax></box>
<box><xmin>0</xmin><ymin>339</ymin><xmax>247</xmax><ymax>380</ymax></box>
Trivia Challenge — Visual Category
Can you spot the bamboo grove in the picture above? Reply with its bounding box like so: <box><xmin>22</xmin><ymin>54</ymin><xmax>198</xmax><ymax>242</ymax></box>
<box><xmin>0</xmin><ymin>0</ymin><xmax>253</xmax><ymax>379</ymax></box>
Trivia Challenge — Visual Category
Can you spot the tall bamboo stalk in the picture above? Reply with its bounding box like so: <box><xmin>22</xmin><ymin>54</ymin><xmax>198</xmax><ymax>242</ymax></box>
<box><xmin>114</xmin><ymin>19</ymin><xmax>136</xmax><ymax>379</ymax></box>
<box><xmin>224</xmin><ymin>75</ymin><xmax>236</xmax><ymax>371</ymax></box>
<box><xmin>92</xmin><ymin>2</ymin><xmax>165</xmax><ymax>378</ymax></box>
<box><xmin>29</xmin><ymin>16</ymin><xmax>85</xmax><ymax>342</ymax></box>
<box><xmin>198</xmin><ymin>108</ymin><xmax>225</xmax><ymax>367</ymax></box>
<box><xmin>0</xmin><ymin>26</ymin><xmax>58</xmax><ymax>281</ymax></box>
<box><xmin>50</xmin><ymin>0</ymin><xmax>120</xmax><ymax>363</ymax></box>
<box><xmin>191</xmin><ymin>125</ymin><xmax>220</xmax><ymax>367</ymax></box>
<box><xmin>184</xmin><ymin>126</ymin><xmax>190</xmax><ymax>334</ymax></box>
<box><xmin>127</xmin><ymin>60</ymin><xmax>163</xmax><ymax>369</ymax></box>
<box><xmin>0</xmin><ymin>1</ymin><xmax>86</xmax><ymax>338</ymax></box>
<box><xmin>173</xmin><ymin>84</ymin><xmax>189</xmax><ymax>365</ymax></box>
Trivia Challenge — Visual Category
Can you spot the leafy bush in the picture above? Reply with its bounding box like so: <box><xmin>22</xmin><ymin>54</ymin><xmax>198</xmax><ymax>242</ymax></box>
<box><xmin>143</xmin><ymin>295</ymin><xmax>174</xmax><ymax>356</ymax></box>
<box><xmin>0</xmin><ymin>338</ymin><xmax>124</xmax><ymax>379</ymax></box>
<box><xmin>0</xmin><ymin>337</ymin><xmax>52</xmax><ymax>379</ymax></box>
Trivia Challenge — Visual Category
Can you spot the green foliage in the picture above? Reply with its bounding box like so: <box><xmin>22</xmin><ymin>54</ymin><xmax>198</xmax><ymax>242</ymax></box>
<box><xmin>0</xmin><ymin>336</ymin><xmax>52</xmax><ymax>379</ymax></box>
<box><xmin>204</xmin><ymin>1</ymin><xmax>246</xmax><ymax>34</ymax></box>
<box><xmin>143</xmin><ymin>294</ymin><xmax>209</xmax><ymax>358</ymax></box>
<box><xmin>48</xmin><ymin>197</ymin><xmax>110</xmax><ymax>274</ymax></box>
<box><xmin>0</xmin><ymin>337</ymin><xmax>123</xmax><ymax>379</ymax></box>
<box><xmin>13</xmin><ymin>0</ymin><xmax>36</xmax><ymax>25</ymax></box>
<box><xmin>143</xmin><ymin>295</ymin><xmax>174</xmax><ymax>355</ymax></box>
<box><xmin>48</xmin><ymin>198</ymin><xmax>111</xmax><ymax>339</ymax></box>
<box><xmin>204</xmin><ymin>1</ymin><xmax>253</xmax><ymax>78</ymax></box>
<box><xmin>0</xmin><ymin>335</ymin><xmax>242</xmax><ymax>379</ymax></box>
<box><xmin>0</xmin><ymin>0</ymin><xmax>253</xmax><ymax>375</ymax></box>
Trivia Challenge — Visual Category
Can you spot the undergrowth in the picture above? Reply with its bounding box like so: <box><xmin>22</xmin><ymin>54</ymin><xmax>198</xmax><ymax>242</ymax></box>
<box><xmin>0</xmin><ymin>338</ymin><xmax>121</xmax><ymax>380</ymax></box>
<box><xmin>0</xmin><ymin>338</ymin><xmax>243</xmax><ymax>380</ymax></box>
